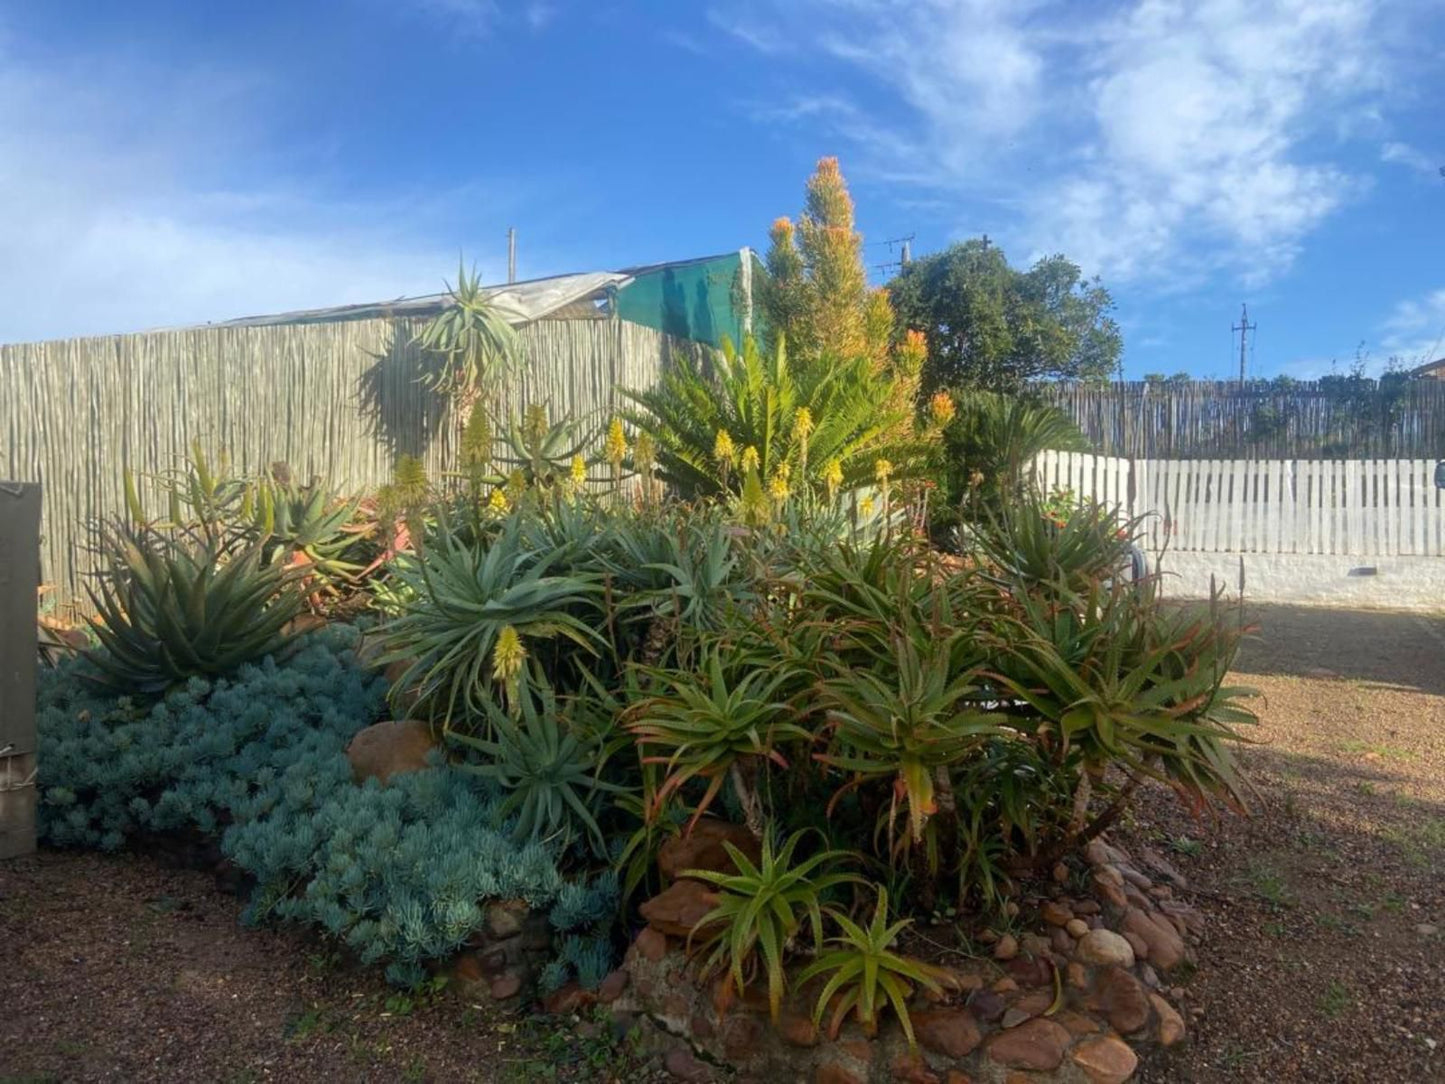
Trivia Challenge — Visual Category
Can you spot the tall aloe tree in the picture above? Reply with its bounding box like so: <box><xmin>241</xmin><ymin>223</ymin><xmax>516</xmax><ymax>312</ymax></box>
<box><xmin>415</xmin><ymin>259</ymin><xmax>522</xmax><ymax>446</ymax></box>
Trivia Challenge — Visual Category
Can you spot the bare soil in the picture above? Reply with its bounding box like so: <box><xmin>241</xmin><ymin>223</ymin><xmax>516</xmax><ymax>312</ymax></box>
<box><xmin>1131</xmin><ymin>603</ymin><xmax>1445</xmax><ymax>1083</ymax></box>
<box><xmin>3</xmin><ymin>603</ymin><xmax>1442</xmax><ymax>1082</ymax></box>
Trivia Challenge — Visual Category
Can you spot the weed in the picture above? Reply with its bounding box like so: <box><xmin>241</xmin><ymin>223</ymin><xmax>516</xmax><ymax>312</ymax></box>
<box><xmin>1353</xmin><ymin>781</ymin><xmax>1377</xmax><ymax>797</ymax></box>
<box><xmin>1382</xmin><ymin>893</ymin><xmax>1407</xmax><ymax>914</ymax></box>
<box><xmin>1246</xmin><ymin>863</ymin><xmax>1294</xmax><ymax>908</ymax></box>
<box><xmin>286</xmin><ymin>1007</ymin><xmax>324</xmax><ymax>1041</ymax></box>
<box><xmin>1318</xmin><ymin>980</ymin><xmax>1351</xmax><ymax>1019</ymax></box>
<box><xmin>1338</xmin><ymin>740</ymin><xmax>1414</xmax><ymax>762</ymax></box>
<box><xmin>402</xmin><ymin>1057</ymin><xmax>428</xmax><ymax>1083</ymax></box>
<box><xmin>1169</xmin><ymin>836</ymin><xmax>1204</xmax><ymax>858</ymax></box>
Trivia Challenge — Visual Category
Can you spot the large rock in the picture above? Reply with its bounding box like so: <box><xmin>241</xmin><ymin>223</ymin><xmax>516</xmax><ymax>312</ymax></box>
<box><xmin>1093</xmin><ymin>966</ymin><xmax>1151</xmax><ymax>1034</ymax></box>
<box><xmin>657</xmin><ymin>820</ymin><xmax>762</xmax><ymax>882</ymax></box>
<box><xmin>639</xmin><ymin>880</ymin><xmax>721</xmax><ymax>940</ymax></box>
<box><xmin>1075</xmin><ymin>928</ymin><xmax>1136</xmax><ymax>969</ymax></box>
<box><xmin>1071</xmin><ymin>1033</ymin><xmax>1139</xmax><ymax>1084</ymax></box>
<box><xmin>913</xmin><ymin>1008</ymin><xmax>983</xmax><ymax>1058</ymax></box>
<box><xmin>1122</xmin><ymin>906</ymin><xmax>1186</xmax><ymax>970</ymax></box>
<box><xmin>985</xmin><ymin>1016</ymin><xmax>1071</xmax><ymax>1071</ymax></box>
<box><xmin>345</xmin><ymin>719</ymin><xmax>436</xmax><ymax>783</ymax></box>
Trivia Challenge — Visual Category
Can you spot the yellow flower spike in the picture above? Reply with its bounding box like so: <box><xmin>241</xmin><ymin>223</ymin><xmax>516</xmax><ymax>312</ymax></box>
<box><xmin>605</xmin><ymin>418</ymin><xmax>628</xmax><ymax>466</ymax></box>
<box><xmin>504</xmin><ymin>468</ymin><xmax>527</xmax><ymax>503</ymax></box>
<box><xmin>570</xmin><ymin>454</ymin><xmax>588</xmax><ymax>487</ymax></box>
<box><xmin>768</xmin><ymin>470</ymin><xmax>790</xmax><ymax>502</ymax></box>
<box><xmin>794</xmin><ymin>407</ymin><xmax>814</xmax><ymax>440</ymax></box>
<box><xmin>928</xmin><ymin>391</ymin><xmax>956</xmax><ymax>427</ymax></box>
<box><xmin>740</xmin><ymin>445</ymin><xmax>760</xmax><ymax>474</ymax></box>
<box><xmin>492</xmin><ymin>625</ymin><xmax>527</xmax><ymax>682</ymax></box>
<box><xmin>823</xmin><ymin>458</ymin><xmax>843</xmax><ymax>500</ymax></box>
<box><xmin>874</xmin><ymin>458</ymin><xmax>893</xmax><ymax>484</ymax></box>
<box><xmin>634</xmin><ymin>431</ymin><xmax>656</xmax><ymax>471</ymax></box>
<box><xmin>487</xmin><ymin>488</ymin><xmax>511</xmax><ymax>514</ymax></box>
<box><xmin>713</xmin><ymin>429</ymin><xmax>737</xmax><ymax>465</ymax></box>
<box><xmin>860</xmin><ymin>495</ymin><xmax>876</xmax><ymax>517</ymax></box>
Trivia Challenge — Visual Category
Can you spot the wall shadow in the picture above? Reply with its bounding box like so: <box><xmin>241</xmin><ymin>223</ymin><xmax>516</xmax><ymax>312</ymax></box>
<box><xmin>355</xmin><ymin>324</ymin><xmax>451</xmax><ymax>465</ymax></box>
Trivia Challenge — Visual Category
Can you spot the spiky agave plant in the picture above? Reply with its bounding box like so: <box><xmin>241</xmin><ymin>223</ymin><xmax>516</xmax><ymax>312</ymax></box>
<box><xmin>83</xmin><ymin>524</ymin><xmax>301</xmax><ymax>696</ymax></box>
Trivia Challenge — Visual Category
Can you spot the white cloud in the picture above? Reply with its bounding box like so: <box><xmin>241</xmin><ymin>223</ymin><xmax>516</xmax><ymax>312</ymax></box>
<box><xmin>0</xmin><ymin>39</ymin><xmax>498</xmax><ymax>343</ymax></box>
<box><xmin>1381</xmin><ymin>287</ymin><xmax>1445</xmax><ymax>365</ymax></box>
<box><xmin>722</xmin><ymin>0</ymin><xmax>1407</xmax><ymax>286</ymax></box>
<box><xmin>1381</xmin><ymin>140</ymin><xmax>1440</xmax><ymax>175</ymax></box>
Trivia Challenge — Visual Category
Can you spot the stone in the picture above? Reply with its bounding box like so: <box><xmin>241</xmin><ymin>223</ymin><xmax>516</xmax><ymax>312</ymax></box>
<box><xmin>1071</xmin><ymin>1033</ymin><xmax>1139</xmax><ymax>1084</ymax></box>
<box><xmin>1095</xmin><ymin>967</ymin><xmax>1150</xmax><ymax>1034</ymax></box>
<box><xmin>450</xmin><ymin>953</ymin><xmax>483</xmax><ymax>987</ymax></box>
<box><xmin>1021</xmin><ymin>933</ymin><xmax>1051</xmax><ymax>957</ymax></box>
<box><xmin>1094</xmin><ymin>865</ymin><xmax>1124</xmax><ymax>887</ymax></box>
<box><xmin>345</xmin><ymin>719</ymin><xmax>435</xmax><ymax>783</ymax></box>
<box><xmin>1158</xmin><ymin>900</ymin><xmax>1205</xmax><ymax>937</ymax></box>
<box><xmin>992</xmin><ymin>976</ymin><xmax>1020</xmax><ymax>994</ymax></box>
<box><xmin>639</xmin><ymin>881</ymin><xmax>721</xmax><ymax>939</ymax></box>
<box><xmin>1417</xmin><ymin>923</ymin><xmax>1440</xmax><ymax>937</ymax></box>
<box><xmin>945</xmin><ymin>1073</ymin><xmax>973</xmax><ymax>1084</ymax></box>
<box><xmin>657</xmin><ymin>819</ymin><xmax>762</xmax><ymax>882</ymax></box>
<box><xmin>598</xmin><ymin>969</ymin><xmax>628</xmax><ymax>1003</ymax></box>
<box><xmin>778</xmin><ymin>1012</ymin><xmax>819</xmax><ymax>1047</ymax></box>
<box><xmin>977</xmin><ymin>928</ymin><xmax>1000</xmax><ymax>945</ymax></box>
<box><xmin>993</xmin><ymin>933</ymin><xmax>1019</xmax><ymax>961</ymax></box>
<box><xmin>1075</xmin><ymin>929</ymin><xmax>1135</xmax><ymax>969</ymax></box>
<box><xmin>1084</xmin><ymin>839</ymin><xmax>1113</xmax><ymax>866</ymax></box>
<box><xmin>1001</xmin><ymin>1007</ymin><xmax>1034</xmax><ymax>1029</ymax></box>
<box><xmin>1150</xmin><ymin>993</ymin><xmax>1186</xmax><ymax>1046</ymax></box>
<box><xmin>1148</xmin><ymin>884</ymin><xmax>1174</xmax><ymax>900</ymax></box>
<box><xmin>664</xmin><ymin>1047</ymin><xmax>714</xmax><ymax>1082</ymax></box>
<box><xmin>485</xmin><ymin>899</ymin><xmax>528</xmax><ymax>939</ymax></box>
<box><xmin>1118</xmin><ymin>865</ymin><xmax>1153</xmax><ymax>890</ymax></box>
<box><xmin>965</xmin><ymin>988</ymin><xmax>1005</xmax><ymax>1025</ymax></box>
<box><xmin>489</xmin><ymin>972</ymin><xmax>522</xmax><ymax>1000</ymax></box>
<box><xmin>986</xmin><ymin>1017</ymin><xmax>1072</xmax><ymax>1071</ymax></box>
<box><xmin>1056</xmin><ymin>1010</ymin><xmax>1102</xmax><ymax>1037</ymax></box>
<box><xmin>914</xmin><ymin>1008</ymin><xmax>983</xmax><ymax>1058</ymax></box>
<box><xmin>721</xmin><ymin>1015</ymin><xmax>765</xmax><ymax>1063</ymax></box>
<box><xmin>1050</xmin><ymin>927</ymin><xmax>1075</xmax><ymax>953</ymax></box>
<box><xmin>837</xmin><ymin>1040</ymin><xmax>873</xmax><ymax>1062</ymax></box>
<box><xmin>543</xmin><ymin>982</ymin><xmax>593</xmax><ymax>1015</ymax></box>
<box><xmin>1096</xmin><ymin>881</ymin><xmax>1130</xmax><ymax>910</ymax></box>
<box><xmin>1066</xmin><ymin>962</ymin><xmax>1090</xmax><ymax>989</ymax></box>
<box><xmin>383</xmin><ymin>659</ymin><xmax>423</xmax><ymax>717</ymax></box>
<box><xmin>1122</xmin><ymin>930</ymin><xmax>1150</xmax><ymax>961</ymax></box>
<box><xmin>1138</xmin><ymin>845</ymin><xmax>1188</xmax><ymax>889</ymax></box>
<box><xmin>1073</xmin><ymin>899</ymin><xmax>1101</xmax><ymax>915</ymax></box>
<box><xmin>1066</xmin><ymin>918</ymin><xmax>1090</xmax><ymax>939</ymax></box>
<box><xmin>1041</xmin><ymin>900</ymin><xmax>1073</xmax><ymax>926</ymax></box>
<box><xmin>815</xmin><ymin>1062</ymin><xmax>866</xmax><ymax>1084</ymax></box>
<box><xmin>1122</xmin><ymin>906</ymin><xmax>1186</xmax><ymax>970</ymax></box>
<box><xmin>1003</xmin><ymin>901</ymin><xmax>1020</xmax><ymax>918</ymax></box>
<box><xmin>635</xmin><ymin>926</ymin><xmax>668</xmax><ymax>961</ymax></box>
<box><xmin>1053</xmin><ymin>862</ymin><xmax>1071</xmax><ymax>884</ymax></box>
<box><xmin>890</xmin><ymin>1052</ymin><xmax>941</xmax><ymax>1084</ymax></box>
<box><xmin>1007</xmin><ymin>956</ymin><xmax>1053</xmax><ymax>987</ymax></box>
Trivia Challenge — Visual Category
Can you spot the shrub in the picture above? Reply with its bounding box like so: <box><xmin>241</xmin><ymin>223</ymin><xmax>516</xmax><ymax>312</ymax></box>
<box><xmin>37</xmin><ymin>625</ymin><xmax>617</xmax><ymax>988</ymax></box>
<box><xmin>83</xmin><ymin>524</ymin><xmax>301</xmax><ymax>696</ymax></box>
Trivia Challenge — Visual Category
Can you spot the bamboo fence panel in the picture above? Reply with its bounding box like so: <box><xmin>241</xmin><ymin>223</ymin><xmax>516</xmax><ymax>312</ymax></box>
<box><xmin>1042</xmin><ymin>381</ymin><xmax>1445</xmax><ymax>459</ymax></box>
<box><xmin>1</xmin><ymin>315</ymin><xmax>689</xmax><ymax>615</ymax></box>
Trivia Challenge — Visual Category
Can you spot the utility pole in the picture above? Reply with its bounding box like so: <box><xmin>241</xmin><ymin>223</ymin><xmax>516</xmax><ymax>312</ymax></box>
<box><xmin>507</xmin><ymin>228</ymin><xmax>517</xmax><ymax>284</ymax></box>
<box><xmin>1232</xmin><ymin>303</ymin><xmax>1256</xmax><ymax>384</ymax></box>
<box><xmin>871</xmin><ymin>233</ymin><xmax>916</xmax><ymax>277</ymax></box>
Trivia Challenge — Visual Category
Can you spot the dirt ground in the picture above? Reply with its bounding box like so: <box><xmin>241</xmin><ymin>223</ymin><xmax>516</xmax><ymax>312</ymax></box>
<box><xmin>2</xmin><ymin>603</ymin><xmax>1442</xmax><ymax>1083</ymax></box>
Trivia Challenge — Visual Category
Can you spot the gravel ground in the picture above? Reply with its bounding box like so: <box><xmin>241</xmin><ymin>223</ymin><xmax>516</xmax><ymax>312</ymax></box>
<box><xmin>1132</xmin><ymin>603</ymin><xmax>1445</xmax><ymax>1083</ymax></box>
<box><xmin>2</xmin><ymin>603</ymin><xmax>1442</xmax><ymax>1083</ymax></box>
<box><xmin>0</xmin><ymin>855</ymin><xmax>655</xmax><ymax>1083</ymax></box>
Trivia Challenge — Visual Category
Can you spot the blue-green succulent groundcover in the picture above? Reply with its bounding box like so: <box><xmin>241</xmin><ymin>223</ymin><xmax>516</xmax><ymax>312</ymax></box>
<box><xmin>35</xmin><ymin>625</ymin><xmax>616</xmax><ymax>989</ymax></box>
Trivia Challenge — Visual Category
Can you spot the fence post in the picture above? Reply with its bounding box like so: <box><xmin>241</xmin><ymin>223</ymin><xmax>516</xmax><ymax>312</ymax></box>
<box><xmin>0</xmin><ymin>482</ymin><xmax>40</xmax><ymax>860</ymax></box>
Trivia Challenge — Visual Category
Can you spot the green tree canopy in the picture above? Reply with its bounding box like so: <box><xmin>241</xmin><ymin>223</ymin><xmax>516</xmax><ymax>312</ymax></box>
<box><xmin>888</xmin><ymin>240</ymin><xmax>1122</xmax><ymax>394</ymax></box>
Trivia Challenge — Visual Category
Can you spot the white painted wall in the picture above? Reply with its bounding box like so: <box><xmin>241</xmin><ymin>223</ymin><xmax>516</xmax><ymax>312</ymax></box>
<box><xmin>1152</xmin><ymin>551</ymin><xmax>1445</xmax><ymax>612</ymax></box>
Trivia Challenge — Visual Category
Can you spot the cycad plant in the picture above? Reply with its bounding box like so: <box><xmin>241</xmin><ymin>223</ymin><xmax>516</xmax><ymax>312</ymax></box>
<box><xmin>686</xmin><ymin>829</ymin><xmax>862</xmax><ymax>1021</ymax></box>
<box><xmin>84</xmin><ymin>524</ymin><xmax>300</xmax><ymax>696</ymax></box>
<box><xmin>622</xmin><ymin>334</ymin><xmax>918</xmax><ymax>501</ymax></box>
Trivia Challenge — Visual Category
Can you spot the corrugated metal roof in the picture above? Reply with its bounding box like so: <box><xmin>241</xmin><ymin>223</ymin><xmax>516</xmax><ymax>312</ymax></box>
<box><xmin>176</xmin><ymin>252</ymin><xmax>742</xmax><ymax>331</ymax></box>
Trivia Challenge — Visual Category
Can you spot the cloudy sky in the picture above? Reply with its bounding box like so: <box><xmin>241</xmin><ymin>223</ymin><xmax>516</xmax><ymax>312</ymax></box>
<box><xmin>1</xmin><ymin>0</ymin><xmax>1442</xmax><ymax>378</ymax></box>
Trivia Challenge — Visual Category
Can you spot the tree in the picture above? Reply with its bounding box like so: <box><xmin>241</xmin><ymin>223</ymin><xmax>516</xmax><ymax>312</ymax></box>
<box><xmin>888</xmin><ymin>240</ymin><xmax>1122</xmax><ymax>395</ymax></box>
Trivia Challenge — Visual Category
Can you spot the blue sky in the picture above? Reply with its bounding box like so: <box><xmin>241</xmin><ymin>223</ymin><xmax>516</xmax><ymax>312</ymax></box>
<box><xmin>2</xmin><ymin>1</ymin><xmax>1442</xmax><ymax>379</ymax></box>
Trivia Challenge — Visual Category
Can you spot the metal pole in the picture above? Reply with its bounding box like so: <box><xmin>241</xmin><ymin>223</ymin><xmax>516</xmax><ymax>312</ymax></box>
<box><xmin>507</xmin><ymin>228</ymin><xmax>517</xmax><ymax>284</ymax></box>
<box><xmin>0</xmin><ymin>482</ymin><xmax>40</xmax><ymax>860</ymax></box>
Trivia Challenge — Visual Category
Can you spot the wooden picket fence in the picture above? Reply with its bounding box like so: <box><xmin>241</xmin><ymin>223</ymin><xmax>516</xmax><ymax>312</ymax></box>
<box><xmin>1034</xmin><ymin>451</ymin><xmax>1445</xmax><ymax>557</ymax></box>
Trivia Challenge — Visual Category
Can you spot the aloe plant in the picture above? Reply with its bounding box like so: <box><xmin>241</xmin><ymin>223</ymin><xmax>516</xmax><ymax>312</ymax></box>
<box><xmin>624</xmin><ymin>651</ymin><xmax>809</xmax><ymax>831</ymax></box>
<box><xmin>83</xmin><ymin>524</ymin><xmax>300</xmax><ymax>695</ymax></box>
<box><xmin>798</xmin><ymin>887</ymin><xmax>954</xmax><ymax>1047</ymax></box>
<box><xmin>375</xmin><ymin>517</ymin><xmax>604</xmax><ymax>725</ymax></box>
<box><xmin>250</xmin><ymin>475</ymin><xmax>366</xmax><ymax>596</ymax></box>
<box><xmin>448</xmin><ymin>679</ymin><xmax>626</xmax><ymax>856</ymax></box>
<box><xmin>687</xmin><ymin>830</ymin><xmax>862</xmax><ymax>1021</ymax></box>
